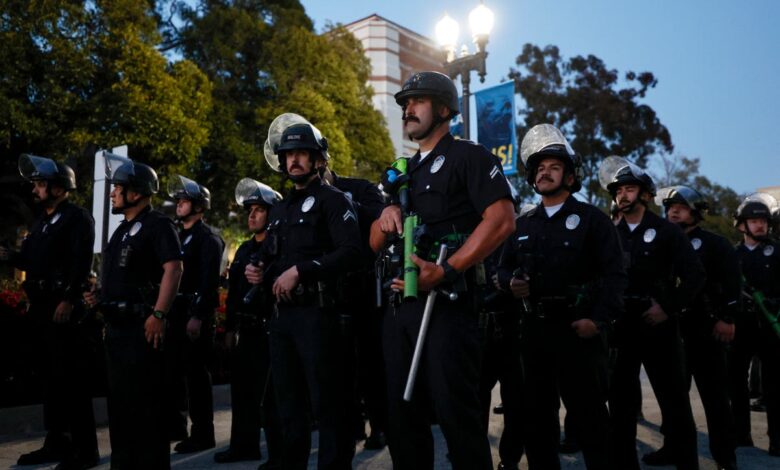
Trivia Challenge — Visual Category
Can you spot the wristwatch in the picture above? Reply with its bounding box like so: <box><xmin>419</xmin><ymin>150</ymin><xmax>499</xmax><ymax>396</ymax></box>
<box><xmin>441</xmin><ymin>260</ymin><xmax>459</xmax><ymax>284</ymax></box>
<box><xmin>152</xmin><ymin>310</ymin><xmax>166</xmax><ymax>320</ymax></box>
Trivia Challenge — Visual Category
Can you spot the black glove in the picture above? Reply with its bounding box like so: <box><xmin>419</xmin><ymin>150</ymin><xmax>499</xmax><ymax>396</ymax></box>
<box><xmin>380</xmin><ymin>167</ymin><xmax>409</xmax><ymax>197</ymax></box>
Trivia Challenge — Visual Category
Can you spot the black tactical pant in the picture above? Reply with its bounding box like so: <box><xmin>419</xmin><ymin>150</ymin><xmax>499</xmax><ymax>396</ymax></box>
<box><xmin>680</xmin><ymin>319</ymin><xmax>736</xmax><ymax>465</ymax></box>
<box><xmin>610</xmin><ymin>317</ymin><xmax>698</xmax><ymax>470</ymax></box>
<box><xmin>30</xmin><ymin>301</ymin><xmax>100</xmax><ymax>463</ymax></box>
<box><xmin>269</xmin><ymin>303</ymin><xmax>353</xmax><ymax>470</ymax></box>
<box><xmin>478</xmin><ymin>311</ymin><xmax>525</xmax><ymax>467</ymax></box>
<box><xmin>728</xmin><ymin>314</ymin><xmax>780</xmax><ymax>444</ymax></box>
<box><xmin>228</xmin><ymin>322</ymin><xmax>282</xmax><ymax>460</ymax></box>
<box><xmin>520</xmin><ymin>315</ymin><xmax>610</xmax><ymax>470</ymax></box>
<box><xmin>383</xmin><ymin>296</ymin><xmax>492</xmax><ymax>470</ymax></box>
<box><xmin>164</xmin><ymin>310</ymin><xmax>215</xmax><ymax>443</ymax></box>
<box><xmin>105</xmin><ymin>318</ymin><xmax>169</xmax><ymax>469</ymax></box>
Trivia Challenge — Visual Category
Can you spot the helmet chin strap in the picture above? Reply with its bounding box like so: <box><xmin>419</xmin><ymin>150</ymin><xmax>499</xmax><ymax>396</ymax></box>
<box><xmin>742</xmin><ymin>222</ymin><xmax>770</xmax><ymax>243</ymax></box>
<box><xmin>111</xmin><ymin>187</ymin><xmax>140</xmax><ymax>214</ymax></box>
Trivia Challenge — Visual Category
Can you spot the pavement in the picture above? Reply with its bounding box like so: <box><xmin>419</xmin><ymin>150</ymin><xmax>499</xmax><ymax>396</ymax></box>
<box><xmin>0</xmin><ymin>371</ymin><xmax>777</xmax><ymax>469</ymax></box>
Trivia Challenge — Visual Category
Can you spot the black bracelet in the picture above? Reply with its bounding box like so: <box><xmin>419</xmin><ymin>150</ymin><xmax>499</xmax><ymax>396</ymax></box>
<box><xmin>441</xmin><ymin>260</ymin><xmax>459</xmax><ymax>284</ymax></box>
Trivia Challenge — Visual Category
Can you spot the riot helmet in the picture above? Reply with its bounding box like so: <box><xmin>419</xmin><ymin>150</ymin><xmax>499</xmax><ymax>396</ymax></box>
<box><xmin>394</xmin><ymin>71</ymin><xmax>460</xmax><ymax>118</ymax></box>
<box><xmin>263</xmin><ymin>113</ymin><xmax>329</xmax><ymax>173</ymax></box>
<box><xmin>734</xmin><ymin>193</ymin><xmax>779</xmax><ymax>241</ymax></box>
<box><xmin>519</xmin><ymin>124</ymin><xmax>582</xmax><ymax>193</ymax></box>
<box><xmin>104</xmin><ymin>152</ymin><xmax>159</xmax><ymax>196</ymax></box>
<box><xmin>168</xmin><ymin>175</ymin><xmax>211</xmax><ymax>211</ymax></box>
<box><xmin>598</xmin><ymin>155</ymin><xmax>656</xmax><ymax>198</ymax></box>
<box><xmin>235</xmin><ymin>178</ymin><xmax>282</xmax><ymax>209</ymax></box>
<box><xmin>18</xmin><ymin>154</ymin><xmax>77</xmax><ymax>191</ymax></box>
<box><xmin>655</xmin><ymin>185</ymin><xmax>708</xmax><ymax>222</ymax></box>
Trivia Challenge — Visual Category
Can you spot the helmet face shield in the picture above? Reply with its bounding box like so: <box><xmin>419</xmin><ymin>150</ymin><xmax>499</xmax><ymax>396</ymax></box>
<box><xmin>655</xmin><ymin>185</ymin><xmax>704</xmax><ymax>210</ymax></box>
<box><xmin>18</xmin><ymin>154</ymin><xmax>59</xmax><ymax>181</ymax></box>
<box><xmin>103</xmin><ymin>152</ymin><xmax>134</xmax><ymax>182</ymax></box>
<box><xmin>235</xmin><ymin>178</ymin><xmax>282</xmax><ymax>207</ymax></box>
<box><xmin>519</xmin><ymin>124</ymin><xmax>575</xmax><ymax>168</ymax></box>
<box><xmin>599</xmin><ymin>155</ymin><xmax>655</xmax><ymax>196</ymax></box>
<box><xmin>168</xmin><ymin>174</ymin><xmax>201</xmax><ymax>200</ymax></box>
<box><xmin>263</xmin><ymin>113</ymin><xmax>313</xmax><ymax>172</ymax></box>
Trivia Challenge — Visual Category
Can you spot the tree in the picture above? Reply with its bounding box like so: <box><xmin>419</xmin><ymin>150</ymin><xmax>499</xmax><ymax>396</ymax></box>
<box><xmin>652</xmin><ymin>154</ymin><xmax>742</xmax><ymax>242</ymax></box>
<box><xmin>168</xmin><ymin>1</ymin><xmax>394</xmax><ymax>229</ymax></box>
<box><xmin>509</xmin><ymin>44</ymin><xmax>673</xmax><ymax>206</ymax></box>
<box><xmin>0</xmin><ymin>0</ymin><xmax>212</xmax><ymax>202</ymax></box>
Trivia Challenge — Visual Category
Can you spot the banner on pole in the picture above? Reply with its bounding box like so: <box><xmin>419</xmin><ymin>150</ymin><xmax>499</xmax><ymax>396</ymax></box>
<box><xmin>475</xmin><ymin>82</ymin><xmax>517</xmax><ymax>176</ymax></box>
<box><xmin>450</xmin><ymin>96</ymin><xmax>464</xmax><ymax>139</ymax></box>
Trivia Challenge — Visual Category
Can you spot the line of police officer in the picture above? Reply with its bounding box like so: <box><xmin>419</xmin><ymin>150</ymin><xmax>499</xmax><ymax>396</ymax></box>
<box><xmin>5</xmin><ymin>69</ymin><xmax>780</xmax><ymax>470</ymax></box>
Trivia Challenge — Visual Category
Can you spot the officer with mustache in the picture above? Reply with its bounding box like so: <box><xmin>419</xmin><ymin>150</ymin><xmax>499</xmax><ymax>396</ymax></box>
<box><xmin>496</xmin><ymin>125</ymin><xmax>627</xmax><ymax>470</ymax></box>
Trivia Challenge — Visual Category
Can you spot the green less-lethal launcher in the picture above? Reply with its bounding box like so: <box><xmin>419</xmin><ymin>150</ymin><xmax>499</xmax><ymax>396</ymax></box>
<box><xmin>390</xmin><ymin>158</ymin><xmax>418</xmax><ymax>300</ymax></box>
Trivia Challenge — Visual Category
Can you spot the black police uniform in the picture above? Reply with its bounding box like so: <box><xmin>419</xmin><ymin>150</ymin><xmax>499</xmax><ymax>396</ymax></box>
<box><xmin>264</xmin><ymin>178</ymin><xmax>361</xmax><ymax>469</ymax></box>
<box><xmin>675</xmin><ymin>226</ymin><xmax>739</xmax><ymax>466</ymax></box>
<box><xmin>165</xmin><ymin>219</ymin><xmax>224</xmax><ymax>446</ymax></box>
<box><xmin>222</xmin><ymin>236</ymin><xmax>282</xmax><ymax>462</ymax></box>
<box><xmin>331</xmin><ymin>172</ymin><xmax>388</xmax><ymax>443</ymax></box>
<box><xmin>101</xmin><ymin>205</ymin><xmax>182</xmax><ymax>469</ymax></box>
<box><xmin>610</xmin><ymin>210</ymin><xmax>705</xmax><ymax>470</ymax></box>
<box><xmin>730</xmin><ymin>238</ymin><xmax>780</xmax><ymax>450</ymax></box>
<box><xmin>477</xmin><ymin>250</ymin><xmax>525</xmax><ymax>469</ymax></box>
<box><xmin>382</xmin><ymin>133</ymin><xmax>510</xmax><ymax>470</ymax></box>
<box><xmin>497</xmin><ymin>196</ymin><xmax>626</xmax><ymax>470</ymax></box>
<box><xmin>12</xmin><ymin>200</ymin><xmax>99</xmax><ymax>466</ymax></box>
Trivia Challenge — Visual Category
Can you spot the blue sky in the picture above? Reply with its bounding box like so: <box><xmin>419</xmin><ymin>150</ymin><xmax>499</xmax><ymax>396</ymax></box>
<box><xmin>301</xmin><ymin>0</ymin><xmax>779</xmax><ymax>194</ymax></box>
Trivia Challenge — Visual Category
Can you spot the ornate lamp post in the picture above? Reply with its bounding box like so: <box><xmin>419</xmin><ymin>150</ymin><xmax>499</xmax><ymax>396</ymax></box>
<box><xmin>435</xmin><ymin>1</ymin><xmax>494</xmax><ymax>140</ymax></box>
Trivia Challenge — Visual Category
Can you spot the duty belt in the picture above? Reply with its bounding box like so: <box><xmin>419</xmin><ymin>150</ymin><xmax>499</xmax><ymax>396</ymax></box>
<box><xmin>278</xmin><ymin>281</ymin><xmax>334</xmax><ymax>308</ymax></box>
<box><xmin>22</xmin><ymin>279</ymin><xmax>66</xmax><ymax>299</ymax></box>
<box><xmin>99</xmin><ymin>301</ymin><xmax>150</xmax><ymax>322</ymax></box>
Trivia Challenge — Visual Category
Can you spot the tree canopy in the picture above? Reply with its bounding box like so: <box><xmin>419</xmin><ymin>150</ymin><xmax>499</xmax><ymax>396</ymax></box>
<box><xmin>0</xmin><ymin>0</ymin><xmax>212</xmax><ymax>199</ymax></box>
<box><xmin>509</xmin><ymin>44</ymin><xmax>673</xmax><ymax>205</ymax></box>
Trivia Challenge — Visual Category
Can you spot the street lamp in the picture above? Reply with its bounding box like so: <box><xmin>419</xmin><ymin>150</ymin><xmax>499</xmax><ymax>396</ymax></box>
<box><xmin>436</xmin><ymin>1</ymin><xmax>494</xmax><ymax>140</ymax></box>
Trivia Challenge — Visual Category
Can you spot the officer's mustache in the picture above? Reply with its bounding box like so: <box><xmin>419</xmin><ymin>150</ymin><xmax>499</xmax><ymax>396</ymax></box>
<box><xmin>536</xmin><ymin>175</ymin><xmax>554</xmax><ymax>184</ymax></box>
<box><xmin>402</xmin><ymin>114</ymin><xmax>419</xmax><ymax>123</ymax></box>
<box><xmin>618</xmin><ymin>198</ymin><xmax>631</xmax><ymax>205</ymax></box>
<box><xmin>289</xmin><ymin>164</ymin><xmax>304</xmax><ymax>172</ymax></box>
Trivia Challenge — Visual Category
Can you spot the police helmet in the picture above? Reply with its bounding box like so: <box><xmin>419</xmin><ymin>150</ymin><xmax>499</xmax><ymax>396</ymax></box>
<box><xmin>734</xmin><ymin>193</ymin><xmax>779</xmax><ymax>226</ymax></box>
<box><xmin>598</xmin><ymin>155</ymin><xmax>656</xmax><ymax>197</ymax></box>
<box><xmin>18</xmin><ymin>154</ymin><xmax>77</xmax><ymax>191</ymax></box>
<box><xmin>104</xmin><ymin>152</ymin><xmax>159</xmax><ymax>196</ymax></box>
<box><xmin>264</xmin><ymin>113</ymin><xmax>329</xmax><ymax>173</ymax></box>
<box><xmin>655</xmin><ymin>186</ymin><xmax>708</xmax><ymax>219</ymax></box>
<box><xmin>168</xmin><ymin>174</ymin><xmax>211</xmax><ymax>210</ymax></box>
<box><xmin>519</xmin><ymin>124</ymin><xmax>582</xmax><ymax>192</ymax></box>
<box><xmin>235</xmin><ymin>178</ymin><xmax>282</xmax><ymax>209</ymax></box>
<box><xmin>394</xmin><ymin>71</ymin><xmax>460</xmax><ymax>118</ymax></box>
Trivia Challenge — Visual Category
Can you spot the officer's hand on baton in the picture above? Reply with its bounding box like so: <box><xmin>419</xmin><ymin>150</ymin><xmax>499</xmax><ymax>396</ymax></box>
<box><xmin>712</xmin><ymin>320</ymin><xmax>735</xmax><ymax>343</ymax></box>
<box><xmin>378</xmin><ymin>205</ymin><xmax>403</xmax><ymax>235</ymax></box>
<box><xmin>571</xmin><ymin>319</ymin><xmax>600</xmax><ymax>339</ymax></box>
<box><xmin>642</xmin><ymin>299</ymin><xmax>669</xmax><ymax>326</ymax></box>
<box><xmin>245</xmin><ymin>262</ymin><xmax>264</xmax><ymax>285</ymax></box>
<box><xmin>390</xmin><ymin>254</ymin><xmax>443</xmax><ymax>293</ymax></box>
<box><xmin>509</xmin><ymin>275</ymin><xmax>530</xmax><ymax>299</ymax></box>
<box><xmin>273</xmin><ymin>266</ymin><xmax>300</xmax><ymax>302</ymax></box>
<box><xmin>144</xmin><ymin>315</ymin><xmax>165</xmax><ymax>349</ymax></box>
<box><xmin>186</xmin><ymin>317</ymin><xmax>202</xmax><ymax>341</ymax></box>
<box><xmin>53</xmin><ymin>301</ymin><xmax>73</xmax><ymax>324</ymax></box>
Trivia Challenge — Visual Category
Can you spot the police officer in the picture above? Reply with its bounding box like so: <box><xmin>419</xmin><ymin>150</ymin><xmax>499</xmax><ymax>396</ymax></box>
<box><xmin>214</xmin><ymin>178</ymin><xmax>282</xmax><ymax>467</ymax></box>
<box><xmin>246</xmin><ymin>119</ymin><xmax>361</xmax><ymax>469</ymax></box>
<box><xmin>83</xmin><ymin>153</ymin><xmax>183</xmax><ymax>470</ymax></box>
<box><xmin>164</xmin><ymin>175</ymin><xmax>225</xmax><ymax>453</ymax></box>
<box><xmin>371</xmin><ymin>71</ymin><xmax>515</xmax><ymax>469</ymax></box>
<box><xmin>321</xmin><ymin>164</ymin><xmax>389</xmax><ymax>448</ymax></box>
<box><xmin>729</xmin><ymin>193</ymin><xmax>780</xmax><ymax>456</ymax></box>
<box><xmin>600</xmin><ymin>156</ymin><xmax>705</xmax><ymax>470</ymax></box>
<box><xmin>643</xmin><ymin>186</ymin><xmax>739</xmax><ymax>469</ymax></box>
<box><xmin>496</xmin><ymin>125</ymin><xmax>626</xmax><ymax>470</ymax></box>
<box><xmin>2</xmin><ymin>155</ymin><xmax>98</xmax><ymax>470</ymax></box>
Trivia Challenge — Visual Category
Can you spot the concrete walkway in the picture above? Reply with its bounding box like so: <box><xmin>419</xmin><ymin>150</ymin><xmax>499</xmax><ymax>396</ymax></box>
<box><xmin>0</xmin><ymin>374</ymin><xmax>776</xmax><ymax>469</ymax></box>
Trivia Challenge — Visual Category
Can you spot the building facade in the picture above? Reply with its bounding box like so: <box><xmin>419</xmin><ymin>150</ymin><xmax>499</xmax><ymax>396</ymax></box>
<box><xmin>344</xmin><ymin>14</ymin><xmax>445</xmax><ymax>156</ymax></box>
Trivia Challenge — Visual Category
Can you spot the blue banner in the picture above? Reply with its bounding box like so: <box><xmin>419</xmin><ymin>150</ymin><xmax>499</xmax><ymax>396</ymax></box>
<box><xmin>475</xmin><ymin>82</ymin><xmax>517</xmax><ymax>176</ymax></box>
<box><xmin>450</xmin><ymin>96</ymin><xmax>464</xmax><ymax>139</ymax></box>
